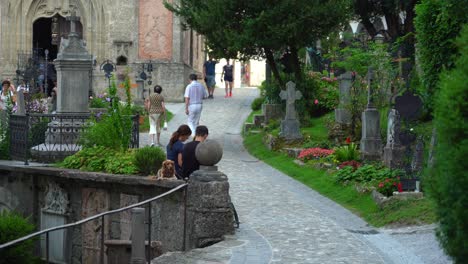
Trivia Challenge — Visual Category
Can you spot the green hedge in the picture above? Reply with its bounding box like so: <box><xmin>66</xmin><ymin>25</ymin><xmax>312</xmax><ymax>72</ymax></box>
<box><xmin>0</xmin><ymin>211</ymin><xmax>37</xmax><ymax>264</ymax></box>
<box><xmin>415</xmin><ymin>0</ymin><xmax>468</xmax><ymax>115</ymax></box>
<box><xmin>429</xmin><ymin>25</ymin><xmax>468</xmax><ymax>263</ymax></box>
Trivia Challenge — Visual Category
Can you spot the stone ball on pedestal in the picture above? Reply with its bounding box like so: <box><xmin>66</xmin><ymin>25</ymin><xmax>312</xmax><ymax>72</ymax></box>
<box><xmin>195</xmin><ymin>140</ymin><xmax>223</xmax><ymax>166</ymax></box>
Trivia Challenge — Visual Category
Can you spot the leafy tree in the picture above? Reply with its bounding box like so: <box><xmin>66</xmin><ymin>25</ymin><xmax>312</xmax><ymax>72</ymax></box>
<box><xmin>414</xmin><ymin>0</ymin><xmax>468</xmax><ymax>115</ymax></box>
<box><xmin>352</xmin><ymin>0</ymin><xmax>420</xmax><ymax>63</ymax></box>
<box><xmin>165</xmin><ymin>0</ymin><xmax>351</xmax><ymax>85</ymax></box>
<box><xmin>429</xmin><ymin>25</ymin><xmax>468</xmax><ymax>264</ymax></box>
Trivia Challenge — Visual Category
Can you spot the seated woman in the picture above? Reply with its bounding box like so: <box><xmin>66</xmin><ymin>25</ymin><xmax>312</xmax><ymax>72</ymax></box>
<box><xmin>166</xmin><ymin>124</ymin><xmax>191</xmax><ymax>179</ymax></box>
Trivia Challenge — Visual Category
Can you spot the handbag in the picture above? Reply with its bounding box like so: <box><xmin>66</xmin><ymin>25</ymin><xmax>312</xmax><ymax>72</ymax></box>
<box><xmin>163</xmin><ymin>114</ymin><xmax>168</xmax><ymax>130</ymax></box>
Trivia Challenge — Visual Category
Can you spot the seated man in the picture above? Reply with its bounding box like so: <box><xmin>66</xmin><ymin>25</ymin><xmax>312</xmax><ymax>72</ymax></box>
<box><xmin>182</xmin><ymin>125</ymin><xmax>209</xmax><ymax>179</ymax></box>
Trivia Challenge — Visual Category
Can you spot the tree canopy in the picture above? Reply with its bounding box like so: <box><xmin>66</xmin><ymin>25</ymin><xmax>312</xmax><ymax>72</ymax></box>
<box><xmin>165</xmin><ymin>0</ymin><xmax>351</xmax><ymax>85</ymax></box>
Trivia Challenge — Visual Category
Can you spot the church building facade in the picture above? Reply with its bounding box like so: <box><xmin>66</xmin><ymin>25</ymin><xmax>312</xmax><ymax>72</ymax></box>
<box><xmin>0</xmin><ymin>0</ymin><xmax>205</xmax><ymax>102</ymax></box>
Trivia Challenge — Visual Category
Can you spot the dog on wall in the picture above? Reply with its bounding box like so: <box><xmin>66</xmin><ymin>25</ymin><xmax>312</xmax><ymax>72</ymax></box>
<box><xmin>155</xmin><ymin>160</ymin><xmax>177</xmax><ymax>180</ymax></box>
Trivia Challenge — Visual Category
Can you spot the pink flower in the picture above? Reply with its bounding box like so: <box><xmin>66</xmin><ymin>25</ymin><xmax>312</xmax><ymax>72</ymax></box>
<box><xmin>314</xmin><ymin>99</ymin><xmax>319</xmax><ymax>105</ymax></box>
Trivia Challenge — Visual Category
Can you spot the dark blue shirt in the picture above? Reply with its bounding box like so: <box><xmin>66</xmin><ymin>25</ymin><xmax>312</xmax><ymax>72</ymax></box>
<box><xmin>166</xmin><ymin>141</ymin><xmax>184</xmax><ymax>176</ymax></box>
<box><xmin>204</xmin><ymin>61</ymin><xmax>217</xmax><ymax>76</ymax></box>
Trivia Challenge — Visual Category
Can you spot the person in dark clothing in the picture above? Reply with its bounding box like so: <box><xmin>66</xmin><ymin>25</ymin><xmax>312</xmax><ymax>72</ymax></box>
<box><xmin>166</xmin><ymin>124</ymin><xmax>192</xmax><ymax>178</ymax></box>
<box><xmin>182</xmin><ymin>125</ymin><xmax>209</xmax><ymax>179</ymax></box>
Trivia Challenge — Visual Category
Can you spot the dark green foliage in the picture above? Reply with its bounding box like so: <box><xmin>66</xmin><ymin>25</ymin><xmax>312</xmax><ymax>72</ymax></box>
<box><xmin>0</xmin><ymin>211</ymin><xmax>37</xmax><ymax>264</ymax></box>
<box><xmin>429</xmin><ymin>25</ymin><xmax>468</xmax><ymax>263</ymax></box>
<box><xmin>0</xmin><ymin>117</ymin><xmax>10</xmax><ymax>160</ymax></box>
<box><xmin>60</xmin><ymin>146</ymin><xmax>138</xmax><ymax>174</ymax></box>
<box><xmin>80</xmin><ymin>77</ymin><xmax>133</xmax><ymax>150</ymax></box>
<box><xmin>415</xmin><ymin>0</ymin><xmax>468</xmax><ymax>115</ymax></box>
<box><xmin>165</xmin><ymin>0</ymin><xmax>351</xmax><ymax>85</ymax></box>
<box><xmin>134</xmin><ymin>146</ymin><xmax>166</xmax><ymax>175</ymax></box>
<box><xmin>335</xmin><ymin>164</ymin><xmax>403</xmax><ymax>184</ymax></box>
<box><xmin>258</xmin><ymin>80</ymin><xmax>282</xmax><ymax>104</ymax></box>
<box><xmin>333</xmin><ymin>143</ymin><xmax>360</xmax><ymax>162</ymax></box>
<box><xmin>251</xmin><ymin>97</ymin><xmax>264</xmax><ymax>111</ymax></box>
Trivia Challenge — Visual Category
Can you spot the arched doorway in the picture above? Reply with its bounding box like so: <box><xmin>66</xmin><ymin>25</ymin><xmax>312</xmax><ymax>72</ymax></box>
<box><xmin>32</xmin><ymin>15</ymin><xmax>83</xmax><ymax>94</ymax></box>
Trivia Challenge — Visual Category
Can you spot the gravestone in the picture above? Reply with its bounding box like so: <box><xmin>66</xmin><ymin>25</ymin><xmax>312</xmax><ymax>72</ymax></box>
<box><xmin>45</xmin><ymin>10</ymin><xmax>92</xmax><ymax>145</ymax></box>
<box><xmin>40</xmin><ymin>182</ymin><xmax>70</xmax><ymax>263</ymax></box>
<box><xmin>334</xmin><ymin>71</ymin><xmax>352</xmax><ymax>124</ymax></box>
<box><xmin>360</xmin><ymin>68</ymin><xmax>382</xmax><ymax>160</ymax></box>
<box><xmin>279</xmin><ymin>81</ymin><xmax>303</xmax><ymax>140</ymax></box>
<box><xmin>383</xmin><ymin>109</ymin><xmax>405</xmax><ymax>169</ymax></box>
<box><xmin>411</xmin><ymin>137</ymin><xmax>424</xmax><ymax>173</ymax></box>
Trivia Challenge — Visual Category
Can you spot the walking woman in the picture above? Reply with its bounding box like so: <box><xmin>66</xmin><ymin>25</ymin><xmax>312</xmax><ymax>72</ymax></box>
<box><xmin>166</xmin><ymin>124</ymin><xmax>192</xmax><ymax>179</ymax></box>
<box><xmin>145</xmin><ymin>85</ymin><xmax>166</xmax><ymax>146</ymax></box>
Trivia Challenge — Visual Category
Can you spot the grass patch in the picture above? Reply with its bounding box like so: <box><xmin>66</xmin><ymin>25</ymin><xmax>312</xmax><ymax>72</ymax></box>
<box><xmin>301</xmin><ymin>112</ymin><xmax>332</xmax><ymax>141</ymax></box>
<box><xmin>245</xmin><ymin>109</ymin><xmax>262</xmax><ymax>124</ymax></box>
<box><xmin>243</xmin><ymin>131</ymin><xmax>436</xmax><ymax>227</ymax></box>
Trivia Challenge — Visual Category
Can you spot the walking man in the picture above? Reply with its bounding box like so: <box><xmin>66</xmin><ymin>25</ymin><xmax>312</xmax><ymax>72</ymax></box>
<box><xmin>184</xmin><ymin>73</ymin><xmax>207</xmax><ymax>136</ymax></box>
<box><xmin>203</xmin><ymin>57</ymin><xmax>217</xmax><ymax>99</ymax></box>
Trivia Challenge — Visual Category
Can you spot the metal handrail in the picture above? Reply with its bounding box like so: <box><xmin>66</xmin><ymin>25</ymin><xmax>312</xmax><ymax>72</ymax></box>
<box><xmin>0</xmin><ymin>182</ymin><xmax>188</xmax><ymax>263</ymax></box>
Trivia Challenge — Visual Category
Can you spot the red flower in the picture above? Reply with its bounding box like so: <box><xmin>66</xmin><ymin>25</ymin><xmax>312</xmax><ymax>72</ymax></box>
<box><xmin>345</xmin><ymin>137</ymin><xmax>351</xmax><ymax>144</ymax></box>
<box><xmin>314</xmin><ymin>99</ymin><xmax>319</xmax><ymax>105</ymax></box>
<box><xmin>397</xmin><ymin>183</ymin><xmax>403</xmax><ymax>192</ymax></box>
<box><xmin>378</xmin><ymin>182</ymin><xmax>384</xmax><ymax>188</ymax></box>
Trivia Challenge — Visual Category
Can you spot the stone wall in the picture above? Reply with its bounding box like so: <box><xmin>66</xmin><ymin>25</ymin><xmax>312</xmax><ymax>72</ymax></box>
<box><xmin>0</xmin><ymin>164</ymin><xmax>186</xmax><ymax>263</ymax></box>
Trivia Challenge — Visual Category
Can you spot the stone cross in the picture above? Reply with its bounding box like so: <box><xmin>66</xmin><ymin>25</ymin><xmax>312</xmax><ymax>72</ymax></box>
<box><xmin>280</xmin><ymin>81</ymin><xmax>302</xmax><ymax>120</ymax></box>
<box><xmin>67</xmin><ymin>9</ymin><xmax>80</xmax><ymax>37</ymax></box>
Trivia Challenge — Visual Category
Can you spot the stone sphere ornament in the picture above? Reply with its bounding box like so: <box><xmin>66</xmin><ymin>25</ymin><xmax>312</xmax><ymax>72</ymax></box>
<box><xmin>195</xmin><ymin>140</ymin><xmax>223</xmax><ymax>166</ymax></box>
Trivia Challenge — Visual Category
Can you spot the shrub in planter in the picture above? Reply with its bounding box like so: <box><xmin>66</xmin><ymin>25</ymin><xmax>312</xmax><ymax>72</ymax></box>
<box><xmin>0</xmin><ymin>211</ymin><xmax>37</xmax><ymax>264</ymax></box>
<box><xmin>134</xmin><ymin>146</ymin><xmax>166</xmax><ymax>175</ymax></box>
<box><xmin>251</xmin><ymin>97</ymin><xmax>264</xmax><ymax>111</ymax></box>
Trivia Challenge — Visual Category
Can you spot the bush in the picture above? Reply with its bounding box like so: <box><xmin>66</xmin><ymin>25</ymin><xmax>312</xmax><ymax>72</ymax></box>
<box><xmin>334</xmin><ymin>164</ymin><xmax>403</xmax><ymax>184</ymax></box>
<box><xmin>333</xmin><ymin>143</ymin><xmax>359</xmax><ymax>162</ymax></box>
<box><xmin>0</xmin><ymin>115</ymin><xmax>10</xmax><ymax>160</ymax></box>
<box><xmin>60</xmin><ymin>146</ymin><xmax>138</xmax><ymax>174</ymax></box>
<box><xmin>134</xmin><ymin>146</ymin><xmax>166</xmax><ymax>175</ymax></box>
<box><xmin>429</xmin><ymin>25</ymin><xmax>468</xmax><ymax>263</ymax></box>
<box><xmin>89</xmin><ymin>93</ymin><xmax>110</xmax><ymax>108</ymax></box>
<box><xmin>415</xmin><ymin>0</ymin><xmax>468</xmax><ymax>115</ymax></box>
<box><xmin>251</xmin><ymin>97</ymin><xmax>264</xmax><ymax>111</ymax></box>
<box><xmin>376</xmin><ymin>178</ymin><xmax>402</xmax><ymax>197</ymax></box>
<box><xmin>0</xmin><ymin>210</ymin><xmax>37</xmax><ymax>264</ymax></box>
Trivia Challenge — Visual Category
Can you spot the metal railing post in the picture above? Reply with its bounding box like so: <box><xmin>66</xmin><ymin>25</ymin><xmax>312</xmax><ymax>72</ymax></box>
<box><xmin>101</xmin><ymin>215</ymin><xmax>105</xmax><ymax>264</ymax></box>
<box><xmin>147</xmin><ymin>202</ymin><xmax>152</xmax><ymax>263</ymax></box>
<box><xmin>46</xmin><ymin>232</ymin><xmax>49</xmax><ymax>263</ymax></box>
<box><xmin>24</xmin><ymin>113</ymin><xmax>29</xmax><ymax>165</ymax></box>
<box><xmin>183</xmin><ymin>184</ymin><xmax>188</xmax><ymax>251</ymax></box>
<box><xmin>131</xmin><ymin>208</ymin><xmax>146</xmax><ymax>264</ymax></box>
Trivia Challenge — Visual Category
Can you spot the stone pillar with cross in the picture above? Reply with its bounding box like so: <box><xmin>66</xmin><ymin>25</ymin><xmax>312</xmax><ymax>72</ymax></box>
<box><xmin>360</xmin><ymin>67</ymin><xmax>382</xmax><ymax>160</ymax></box>
<box><xmin>279</xmin><ymin>81</ymin><xmax>303</xmax><ymax>140</ymax></box>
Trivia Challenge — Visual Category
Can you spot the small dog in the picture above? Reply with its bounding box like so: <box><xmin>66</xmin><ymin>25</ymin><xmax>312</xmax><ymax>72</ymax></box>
<box><xmin>156</xmin><ymin>160</ymin><xmax>177</xmax><ymax>180</ymax></box>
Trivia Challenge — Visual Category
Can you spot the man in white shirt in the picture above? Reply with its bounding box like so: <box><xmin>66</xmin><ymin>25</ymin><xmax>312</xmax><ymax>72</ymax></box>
<box><xmin>184</xmin><ymin>73</ymin><xmax>207</xmax><ymax>136</ymax></box>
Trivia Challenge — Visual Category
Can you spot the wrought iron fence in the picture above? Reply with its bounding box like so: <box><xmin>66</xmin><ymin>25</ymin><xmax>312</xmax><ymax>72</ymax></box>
<box><xmin>0</xmin><ymin>183</ymin><xmax>188</xmax><ymax>264</ymax></box>
<box><xmin>9</xmin><ymin>113</ymin><xmax>140</xmax><ymax>164</ymax></box>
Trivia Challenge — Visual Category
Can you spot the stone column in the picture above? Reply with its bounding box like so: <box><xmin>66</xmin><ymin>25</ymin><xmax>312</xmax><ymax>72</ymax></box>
<box><xmin>360</xmin><ymin>68</ymin><xmax>382</xmax><ymax>160</ymax></box>
<box><xmin>45</xmin><ymin>11</ymin><xmax>93</xmax><ymax>145</ymax></box>
<box><xmin>334</xmin><ymin>71</ymin><xmax>352</xmax><ymax>124</ymax></box>
<box><xmin>186</xmin><ymin>140</ymin><xmax>234</xmax><ymax>249</ymax></box>
<box><xmin>130</xmin><ymin>208</ymin><xmax>145</xmax><ymax>264</ymax></box>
